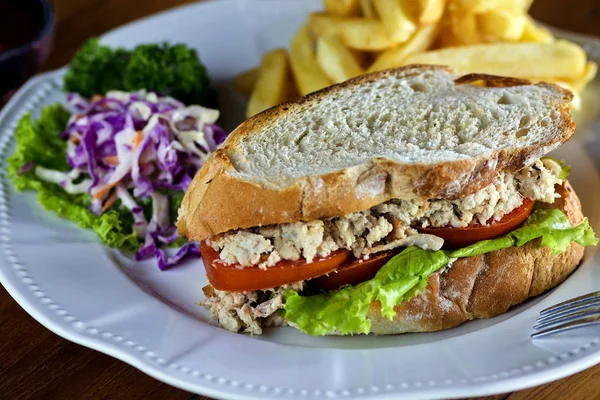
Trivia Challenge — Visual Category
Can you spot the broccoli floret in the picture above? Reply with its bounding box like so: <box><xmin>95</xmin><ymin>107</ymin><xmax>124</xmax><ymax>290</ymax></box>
<box><xmin>63</xmin><ymin>39</ymin><xmax>216</xmax><ymax>107</ymax></box>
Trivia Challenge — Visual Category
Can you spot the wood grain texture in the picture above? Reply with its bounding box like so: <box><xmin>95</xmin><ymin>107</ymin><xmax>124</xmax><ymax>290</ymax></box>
<box><xmin>1</xmin><ymin>0</ymin><xmax>599</xmax><ymax>399</ymax></box>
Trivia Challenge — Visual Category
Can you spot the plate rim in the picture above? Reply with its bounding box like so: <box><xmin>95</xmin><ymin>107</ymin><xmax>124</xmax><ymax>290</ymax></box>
<box><xmin>1</xmin><ymin>1</ymin><xmax>600</xmax><ymax>399</ymax></box>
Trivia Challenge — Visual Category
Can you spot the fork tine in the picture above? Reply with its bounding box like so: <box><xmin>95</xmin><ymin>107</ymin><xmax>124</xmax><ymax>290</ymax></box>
<box><xmin>531</xmin><ymin>315</ymin><xmax>600</xmax><ymax>339</ymax></box>
<box><xmin>536</xmin><ymin>300</ymin><xmax>600</xmax><ymax>324</ymax></box>
<box><xmin>534</xmin><ymin>308</ymin><xmax>600</xmax><ymax>330</ymax></box>
<box><xmin>539</xmin><ymin>291</ymin><xmax>600</xmax><ymax>316</ymax></box>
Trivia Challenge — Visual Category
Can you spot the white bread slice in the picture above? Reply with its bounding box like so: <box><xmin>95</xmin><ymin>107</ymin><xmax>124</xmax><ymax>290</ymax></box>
<box><xmin>177</xmin><ymin>65</ymin><xmax>575</xmax><ymax>241</ymax></box>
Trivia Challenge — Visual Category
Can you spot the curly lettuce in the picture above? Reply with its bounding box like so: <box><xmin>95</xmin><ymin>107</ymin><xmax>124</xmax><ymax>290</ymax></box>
<box><xmin>7</xmin><ymin>106</ymin><xmax>140</xmax><ymax>252</ymax></box>
<box><xmin>63</xmin><ymin>39</ymin><xmax>217</xmax><ymax>107</ymax></box>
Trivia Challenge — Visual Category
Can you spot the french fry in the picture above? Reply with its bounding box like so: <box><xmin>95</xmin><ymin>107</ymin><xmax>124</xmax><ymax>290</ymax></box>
<box><xmin>289</xmin><ymin>25</ymin><xmax>332</xmax><ymax>95</ymax></box>
<box><xmin>373</xmin><ymin>0</ymin><xmax>416</xmax><ymax>43</ymax></box>
<box><xmin>436</xmin><ymin>17</ymin><xmax>462</xmax><ymax>47</ymax></box>
<box><xmin>404</xmin><ymin>41</ymin><xmax>587</xmax><ymax>80</ymax></box>
<box><xmin>246</xmin><ymin>49</ymin><xmax>292</xmax><ymax>118</ymax></box>
<box><xmin>496</xmin><ymin>0</ymin><xmax>534</xmax><ymax>10</ymax></box>
<box><xmin>522</xmin><ymin>0</ymin><xmax>534</xmax><ymax>10</ymax></box>
<box><xmin>324</xmin><ymin>0</ymin><xmax>360</xmax><ymax>17</ymax></box>
<box><xmin>450</xmin><ymin>10</ymin><xmax>481</xmax><ymax>45</ymax></box>
<box><xmin>520</xmin><ymin>17</ymin><xmax>554</xmax><ymax>43</ymax></box>
<box><xmin>232</xmin><ymin>68</ymin><xmax>258</xmax><ymax>97</ymax></box>
<box><xmin>316</xmin><ymin>35</ymin><xmax>364</xmax><ymax>83</ymax></box>
<box><xmin>453</xmin><ymin>0</ymin><xmax>529</xmax><ymax>12</ymax></box>
<box><xmin>359</xmin><ymin>0</ymin><xmax>376</xmax><ymax>18</ymax></box>
<box><xmin>453</xmin><ymin>0</ymin><xmax>497</xmax><ymax>12</ymax></box>
<box><xmin>308</xmin><ymin>14</ymin><xmax>394</xmax><ymax>51</ymax></box>
<box><xmin>569</xmin><ymin>61</ymin><xmax>598</xmax><ymax>92</ymax></box>
<box><xmin>478</xmin><ymin>9</ymin><xmax>526</xmax><ymax>41</ymax></box>
<box><xmin>368</xmin><ymin>23</ymin><xmax>439</xmax><ymax>72</ymax></box>
<box><xmin>415</xmin><ymin>0</ymin><xmax>445</xmax><ymax>25</ymax></box>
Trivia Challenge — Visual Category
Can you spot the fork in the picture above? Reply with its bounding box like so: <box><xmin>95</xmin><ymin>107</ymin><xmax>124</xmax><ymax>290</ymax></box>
<box><xmin>531</xmin><ymin>291</ymin><xmax>600</xmax><ymax>339</ymax></box>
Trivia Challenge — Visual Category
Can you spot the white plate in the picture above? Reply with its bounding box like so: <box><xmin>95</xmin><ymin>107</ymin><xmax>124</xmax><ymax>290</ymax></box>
<box><xmin>1</xmin><ymin>1</ymin><xmax>600</xmax><ymax>399</ymax></box>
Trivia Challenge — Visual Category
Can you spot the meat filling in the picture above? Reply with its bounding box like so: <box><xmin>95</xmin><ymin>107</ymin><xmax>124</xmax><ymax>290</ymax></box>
<box><xmin>210</xmin><ymin>160</ymin><xmax>562</xmax><ymax>268</ymax></box>
<box><xmin>200</xmin><ymin>283</ymin><xmax>301</xmax><ymax>334</ymax></box>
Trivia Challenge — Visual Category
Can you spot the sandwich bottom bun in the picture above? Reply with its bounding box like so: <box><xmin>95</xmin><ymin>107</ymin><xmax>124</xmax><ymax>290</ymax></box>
<box><xmin>366</xmin><ymin>180</ymin><xmax>585</xmax><ymax>335</ymax></box>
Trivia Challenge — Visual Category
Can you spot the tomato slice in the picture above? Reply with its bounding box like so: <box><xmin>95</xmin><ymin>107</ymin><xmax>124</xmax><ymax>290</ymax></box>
<box><xmin>311</xmin><ymin>250</ymin><xmax>396</xmax><ymax>291</ymax></box>
<box><xmin>416</xmin><ymin>197</ymin><xmax>535</xmax><ymax>249</ymax></box>
<box><xmin>200</xmin><ymin>241</ymin><xmax>351</xmax><ymax>291</ymax></box>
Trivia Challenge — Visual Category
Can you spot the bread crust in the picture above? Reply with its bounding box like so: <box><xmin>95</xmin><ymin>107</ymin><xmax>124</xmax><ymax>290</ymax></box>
<box><xmin>367</xmin><ymin>181</ymin><xmax>586</xmax><ymax>334</ymax></box>
<box><xmin>177</xmin><ymin>65</ymin><xmax>575</xmax><ymax>241</ymax></box>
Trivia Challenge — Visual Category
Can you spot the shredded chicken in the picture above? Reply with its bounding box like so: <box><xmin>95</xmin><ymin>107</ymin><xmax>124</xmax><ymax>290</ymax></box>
<box><xmin>200</xmin><ymin>282</ymin><xmax>302</xmax><ymax>334</ymax></box>
<box><xmin>517</xmin><ymin>159</ymin><xmax>563</xmax><ymax>203</ymax></box>
<box><xmin>209</xmin><ymin>160</ymin><xmax>562</xmax><ymax>267</ymax></box>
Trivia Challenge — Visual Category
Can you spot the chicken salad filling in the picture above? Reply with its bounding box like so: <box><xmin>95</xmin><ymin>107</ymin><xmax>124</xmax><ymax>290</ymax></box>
<box><xmin>209</xmin><ymin>159</ymin><xmax>563</xmax><ymax>268</ymax></box>
<box><xmin>200</xmin><ymin>283</ymin><xmax>301</xmax><ymax>334</ymax></box>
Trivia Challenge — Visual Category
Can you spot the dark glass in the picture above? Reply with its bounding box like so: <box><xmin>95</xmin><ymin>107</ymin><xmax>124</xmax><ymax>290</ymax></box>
<box><xmin>0</xmin><ymin>0</ymin><xmax>54</xmax><ymax>98</ymax></box>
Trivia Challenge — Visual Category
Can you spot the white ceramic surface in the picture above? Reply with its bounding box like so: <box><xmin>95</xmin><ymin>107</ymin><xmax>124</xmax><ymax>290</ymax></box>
<box><xmin>1</xmin><ymin>1</ymin><xmax>600</xmax><ymax>399</ymax></box>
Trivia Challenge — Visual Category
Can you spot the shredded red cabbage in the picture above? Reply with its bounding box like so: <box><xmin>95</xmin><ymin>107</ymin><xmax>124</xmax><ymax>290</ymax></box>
<box><xmin>43</xmin><ymin>90</ymin><xmax>227</xmax><ymax>268</ymax></box>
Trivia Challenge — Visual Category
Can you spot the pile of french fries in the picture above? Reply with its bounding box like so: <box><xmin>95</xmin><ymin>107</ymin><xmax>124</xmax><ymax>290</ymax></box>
<box><xmin>235</xmin><ymin>0</ymin><xmax>597</xmax><ymax>117</ymax></box>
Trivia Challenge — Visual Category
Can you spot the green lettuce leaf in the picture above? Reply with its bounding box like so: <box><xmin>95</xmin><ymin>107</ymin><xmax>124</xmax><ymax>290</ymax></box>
<box><xmin>284</xmin><ymin>247</ymin><xmax>449</xmax><ymax>335</ymax></box>
<box><xmin>285</xmin><ymin>208</ymin><xmax>598</xmax><ymax>335</ymax></box>
<box><xmin>36</xmin><ymin>184</ymin><xmax>140</xmax><ymax>252</ymax></box>
<box><xmin>451</xmin><ymin>207</ymin><xmax>598</xmax><ymax>258</ymax></box>
<box><xmin>7</xmin><ymin>105</ymin><xmax>71</xmax><ymax>190</ymax></box>
<box><xmin>7</xmin><ymin>106</ymin><xmax>141</xmax><ymax>252</ymax></box>
<box><xmin>516</xmin><ymin>208</ymin><xmax>597</xmax><ymax>253</ymax></box>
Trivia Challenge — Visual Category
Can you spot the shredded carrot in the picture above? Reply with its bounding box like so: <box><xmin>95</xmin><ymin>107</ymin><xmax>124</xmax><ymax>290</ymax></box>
<box><xmin>102</xmin><ymin>155</ymin><xmax>119</xmax><ymax>165</ymax></box>
<box><xmin>74</xmin><ymin>114</ymin><xmax>83</xmax><ymax>121</ymax></box>
<box><xmin>102</xmin><ymin>191</ymin><xmax>118</xmax><ymax>212</ymax></box>
<box><xmin>69</xmin><ymin>135</ymin><xmax>80</xmax><ymax>145</ymax></box>
<box><xmin>93</xmin><ymin>184</ymin><xmax>115</xmax><ymax>200</ymax></box>
<box><xmin>133</xmin><ymin>131</ymin><xmax>143</xmax><ymax>149</ymax></box>
<box><xmin>91</xmin><ymin>95</ymin><xmax>103</xmax><ymax>102</ymax></box>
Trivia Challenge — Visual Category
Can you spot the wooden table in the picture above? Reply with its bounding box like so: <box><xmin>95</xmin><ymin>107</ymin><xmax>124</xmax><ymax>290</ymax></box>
<box><xmin>1</xmin><ymin>0</ymin><xmax>600</xmax><ymax>399</ymax></box>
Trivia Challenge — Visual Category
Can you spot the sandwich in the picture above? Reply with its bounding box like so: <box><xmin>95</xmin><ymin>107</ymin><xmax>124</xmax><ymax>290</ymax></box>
<box><xmin>176</xmin><ymin>65</ymin><xmax>598</xmax><ymax>336</ymax></box>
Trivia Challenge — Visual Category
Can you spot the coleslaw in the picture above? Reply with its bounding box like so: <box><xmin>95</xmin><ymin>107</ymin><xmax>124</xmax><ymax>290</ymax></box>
<box><xmin>33</xmin><ymin>90</ymin><xmax>227</xmax><ymax>269</ymax></box>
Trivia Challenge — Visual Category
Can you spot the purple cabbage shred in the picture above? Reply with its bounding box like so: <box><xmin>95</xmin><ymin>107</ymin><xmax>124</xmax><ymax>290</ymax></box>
<box><xmin>59</xmin><ymin>90</ymin><xmax>226</xmax><ymax>269</ymax></box>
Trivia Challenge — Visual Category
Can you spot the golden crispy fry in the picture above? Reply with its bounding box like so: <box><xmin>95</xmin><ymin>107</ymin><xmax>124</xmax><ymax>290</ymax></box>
<box><xmin>324</xmin><ymin>0</ymin><xmax>360</xmax><ymax>17</ymax></box>
<box><xmin>404</xmin><ymin>41</ymin><xmax>587</xmax><ymax>80</ymax></box>
<box><xmin>435</xmin><ymin>17</ymin><xmax>461</xmax><ymax>47</ymax></box>
<box><xmin>246</xmin><ymin>49</ymin><xmax>293</xmax><ymax>118</ymax></box>
<box><xmin>453</xmin><ymin>0</ymin><xmax>497</xmax><ymax>12</ymax></box>
<box><xmin>359</xmin><ymin>0</ymin><xmax>376</xmax><ymax>18</ymax></box>
<box><xmin>232</xmin><ymin>68</ymin><xmax>258</xmax><ymax>97</ymax></box>
<box><xmin>308</xmin><ymin>14</ymin><xmax>394</xmax><ymax>51</ymax></box>
<box><xmin>478</xmin><ymin>9</ymin><xmax>526</xmax><ymax>42</ymax></box>
<box><xmin>450</xmin><ymin>10</ymin><xmax>481</xmax><ymax>45</ymax></box>
<box><xmin>454</xmin><ymin>0</ymin><xmax>530</xmax><ymax>11</ymax></box>
<box><xmin>368</xmin><ymin>23</ymin><xmax>439</xmax><ymax>72</ymax></box>
<box><xmin>522</xmin><ymin>0</ymin><xmax>534</xmax><ymax>10</ymax></box>
<box><xmin>316</xmin><ymin>35</ymin><xmax>364</xmax><ymax>83</ymax></box>
<box><xmin>289</xmin><ymin>25</ymin><xmax>332</xmax><ymax>95</ymax></box>
<box><xmin>495</xmin><ymin>0</ymin><xmax>534</xmax><ymax>9</ymax></box>
<box><xmin>415</xmin><ymin>0</ymin><xmax>445</xmax><ymax>25</ymax></box>
<box><xmin>373</xmin><ymin>0</ymin><xmax>416</xmax><ymax>43</ymax></box>
<box><xmin>569</xmin><ymin>61</ymin><xmax>598</xmax><ymax>92</ymax></box>
<box><xmin>520</xmin><ymin>17</ymin><xmax>554</xmax><ymax>43</ymax></box>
